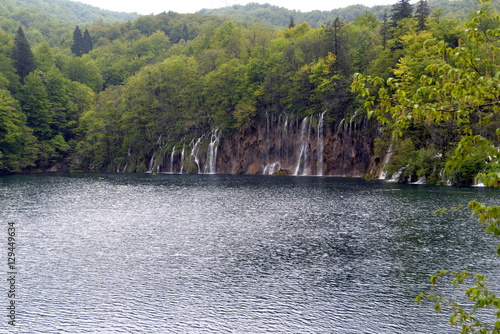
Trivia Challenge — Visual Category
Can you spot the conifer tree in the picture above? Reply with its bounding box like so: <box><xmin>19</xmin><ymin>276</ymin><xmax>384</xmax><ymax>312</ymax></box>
<box><xmin>288</xmin><ymin>16</ymin><xmax>295</xmax><ymax>28</ymax></box>
<box><xmin>380</xmin><ymin>9</ymin><xmax>390</xmax><ymax>49</ymax></box>
<box><xmin>415</xmin><ymin>0</ymin><xmax>430</xmax><ymax>31</ymax></box>
<box><xmin>182</xmin><ymin>24</ymin><xmax>189</xmax><ymax>41</ymax></box>
<box><xmin>71</xmin><ymin>26</ymin><xmax>84</xmax><ymax>57</ymax></box>
<box><xmin>12</xmin><ymin>27</ymin><xmax>35</xmax><ymax>82</ymax></box>
<box><xmin>390</xmin><ymin>0</ymin><xmax>413</xmax><ymax>26</ymax></box>
<box><xmin>82</xmin><ymin>29</ymin><xmax>93</xmax><ymax>54</ymax></box>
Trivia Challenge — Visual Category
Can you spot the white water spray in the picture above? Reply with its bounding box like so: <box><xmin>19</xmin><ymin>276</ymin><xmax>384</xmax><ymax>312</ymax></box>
<box><xmin>205</xmin><ymin>129</ymin><xmax>221</xmax><ymax>174</ymax></box>
<box><xmin>191</xmin><ymin>138</ymin><xmax>202</xmax><ymax>173</ymax></box>
<box><xmin>170</xmin><ymin>146</ymin><xmax>175</xmax><ymax>173</ymax></box>
<box><xmin>294</xmin><ymin>116</ymin><xmax>312</xmax><ymax>176</ymax></box>
<box><xmin>317</xmin><ymin>111</ymin><xmax>326</xmax><ymax>176</ymax></box>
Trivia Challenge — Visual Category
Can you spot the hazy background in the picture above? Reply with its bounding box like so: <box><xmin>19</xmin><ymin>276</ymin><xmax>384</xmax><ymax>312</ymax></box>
<box><xmin>70</xmin><ymin>0</ymin><xmax>395</xmax><ymax>15</ymax></box>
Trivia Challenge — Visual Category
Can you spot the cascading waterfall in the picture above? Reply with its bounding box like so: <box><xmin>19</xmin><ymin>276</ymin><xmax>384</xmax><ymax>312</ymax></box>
<box><xmin>410</xmin><ymin>176</ymin><xmax>427</xmax><ymax>184</ymax></box>
<box><xmin>170</xmin><ymin>146</ymin><xmax>175</xmax><ymax>173</ymax></box>
<box><xmin>147</xmin><ymin>153</ymin><xmax>156</xmax><ymax>173</ymax></box>
<box><xmin>294</xmin><ymin>116</ymin><xmax>312</xmax><ymax>176</ymax></box>
<box><xmin>190</xmin><ymin>138</ymin><xmax>202</xmax><ymax>173</ymax></box>
<box><xmin>263</xmin><ymin>162</ymin><xmax>281</xmax><ymax>175</ymax></box>
<box><xmin>317</xmin><ymin>111</ymin><xmax>326</xmax><ymax>176</ymax></box>
<box><xmin>179</xmin><ymin>145</ymin><xmax>185</xmax><ymax>174</ymax></box>
<box><xmin>347</xmin><ymin>109</ymin><xmax>360</xmax><ymax>134</ymax></box>
<box><xmin>204</xmin><ymin>129</ymin><xmax>220</xmax><ymax>174</ymax></box>
<box><xmin>122</xmin><ymin>147</ymin><xmax>131</xmax><ymax>173</ymax></box>
<box><xmin>379</xmin><ymin>137</ymin><xmax>395</xmax><ymax>180</ymax></box>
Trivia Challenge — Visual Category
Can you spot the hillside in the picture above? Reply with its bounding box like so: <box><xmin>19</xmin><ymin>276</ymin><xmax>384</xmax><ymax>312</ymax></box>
<box><xmin>198</xmin><ymin>0</ymin><xmax>495</xmax><ymax>28</ymax></box>
<box><xmin>0</xmin><ymin>0</ymin><xmax>139</xmax><ymax>45</ymax></box>
<box><xmin>0</xmin><ymin>0</ymin><xmax>139</xmax><ymax>24</ymax></box>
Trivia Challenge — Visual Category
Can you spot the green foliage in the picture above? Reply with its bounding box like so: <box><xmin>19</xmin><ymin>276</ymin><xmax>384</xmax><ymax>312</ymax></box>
<box><xmin>20</xmin><ymin>71</ymin><xmax>51</xmax><ymax>139</ymax></box>
<box><xmin>391</xmin><ymin>0</ymin><xmax>414</xmax><ymax>26</ymax></box>
<box><xmin>445</xmin><ymin>135</ymin><xmax>499</xmax><ymax>185</ymax></box>
<box><xmin>63</xmin><ymin>56</ymin><xmax>103</xmax><ymax>92</ymax></box>
<box><xmin>352</xmin><ymin>1</ymin><xmax>499</xmax><ymax>332</ymax></box>
<box><xmin>71</xmin><ymin>26</ymin><xmax>92</xmax><ymax>57</ymax></box>
<box><xmin>12</xmin><ymin>26</ymin><xmax>35</xmax><ymax>82</ymax></box>
<box><xmin>71</xmin><ymin>26</ymin><xmax>84</xmax><ymax>57</ymax></box>
<box><xmin>415</xmin><ymin>0</ymin><xmax>431</xmax><ymax>30</ymax></box>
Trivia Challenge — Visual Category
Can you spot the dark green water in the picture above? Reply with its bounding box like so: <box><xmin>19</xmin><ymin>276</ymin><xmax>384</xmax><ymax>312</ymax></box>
<box><xmin>0</xmin><ymin>173</ymin><xmax>498</xmax><ymax>333</ymax></box>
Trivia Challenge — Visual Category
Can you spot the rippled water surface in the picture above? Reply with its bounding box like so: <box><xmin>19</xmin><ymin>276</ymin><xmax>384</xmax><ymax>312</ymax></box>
<box><xmin>0</xmin><ymin>173</ymin><xmax>499</xmax><ymax>333</ymax></box>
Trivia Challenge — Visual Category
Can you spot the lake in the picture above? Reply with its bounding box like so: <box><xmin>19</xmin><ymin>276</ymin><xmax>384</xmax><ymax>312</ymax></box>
<box><xmin>1</xmin><ymin>173</ymin><xmax>498</xmax><ymax>333</ymax></box>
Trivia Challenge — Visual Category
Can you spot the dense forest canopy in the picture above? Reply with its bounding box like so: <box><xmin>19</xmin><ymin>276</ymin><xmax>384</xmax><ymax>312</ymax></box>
<box><xmin>198</xmin><ymin>0</ymin><xmax>499</xmax><ymax>28</ymax></box>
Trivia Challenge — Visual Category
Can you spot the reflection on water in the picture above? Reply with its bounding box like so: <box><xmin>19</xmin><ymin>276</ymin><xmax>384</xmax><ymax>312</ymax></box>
<box><xmin>0</xmin><ymin>173</ymin><xmax>498</xmax><ymax>333</ymax></box>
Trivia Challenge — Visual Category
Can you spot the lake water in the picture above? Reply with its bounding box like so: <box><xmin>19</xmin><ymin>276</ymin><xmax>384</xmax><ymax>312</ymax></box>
<box><xmin>0</xmin><ymin>173</ymin><xmax>498</xmax><ymax>333</ymax></box>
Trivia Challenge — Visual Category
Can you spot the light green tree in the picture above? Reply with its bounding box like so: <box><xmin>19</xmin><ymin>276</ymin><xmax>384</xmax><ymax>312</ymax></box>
<box><xmin>352</xmin><ymin>2</ymin><xmax>500</xmax><ymax>332</ymax></box>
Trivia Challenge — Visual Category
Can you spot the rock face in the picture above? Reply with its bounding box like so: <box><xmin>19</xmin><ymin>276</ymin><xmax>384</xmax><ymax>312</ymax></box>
<box><xmin>216</xmin><ymin>112</ymin><xmax>379</xmax><ymax>176</ymax></box>
<box><xmin>146</xmin><ymin>111</ymin><xmax>381</xmax><ymax>177</ymax></box>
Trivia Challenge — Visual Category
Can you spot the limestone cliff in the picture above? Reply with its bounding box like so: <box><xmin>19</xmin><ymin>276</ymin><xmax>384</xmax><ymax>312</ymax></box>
<box><xmin>145</xmin><ymin>111</ymin><xmax>381</xmax><ymax>177</ymax></box>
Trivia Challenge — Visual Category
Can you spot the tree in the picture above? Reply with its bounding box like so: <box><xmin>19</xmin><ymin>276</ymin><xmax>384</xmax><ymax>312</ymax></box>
<box><xmin>82</xmin><ymin>29</ymin><xmax>93</xmax><ymax>54</ymax></box>
<box><xmin>20</xmin><ymin>71</ymin><xmax>52</xmax><ymax>140</ymax></box>
<box><xmin>390</xmin><ymin>0</ymin><xmax>413</xmax><ymax>26</ymax></box>
<box><xmin>381</xmin><ymin>10</ymin><xmax>390</xmax><ymax>49</ymax></box>
<box><xmin>352</xmin><ymin>3</ymin><xmax>500</xmax><ymax>331</ymax></box>
<box><xmin>288</xmin><ymin>16</ymin><xmax>295</xmax><ymax>28</ymax></box>
<box><xmin>12</xmin><ymin>26</ymin><xmax>35</xmax><ymax>82</ymax></box>
<box><xmin>64</xmin><ymin>56</ymin><xmax>103</xmax><ymax>92</ymax></box>
<box><xmin>323</xmin><ymin>18</ymin><xmax>351</xmax><ymax>77</ymax></box>
<box><xmin>415</xmin><ymin>0</ymin><xmax>430</xmax><ymax>31</ymax></box>
<box><xmin>0</xmin><ymin>88</ymin><xmax>26</xmax><ymax>173</ymax></box>
<box><xmin>71</xmin><ymin>26</ymin><xmax>84</xmax><ymax>57</ymax></box>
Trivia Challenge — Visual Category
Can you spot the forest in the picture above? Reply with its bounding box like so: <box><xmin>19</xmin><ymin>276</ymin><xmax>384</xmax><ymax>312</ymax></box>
<box><xmin>0</xmin><ymin>0</ymin><xmax>498</xmax><ymax>187</ymax></box>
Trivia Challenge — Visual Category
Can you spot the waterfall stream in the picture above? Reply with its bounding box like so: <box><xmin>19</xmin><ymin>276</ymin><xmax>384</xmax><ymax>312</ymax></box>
<box><xmin>294</xmin><ymin>116</ymin><xmax>312</xmax><ymax>176</ymax></box>
<box><xmin>180</xmin><ymin>145</ymin><xmax>185</xmax><ymax>174</ymax></box>
<box><xmin>170</xmin><ymin>146</ymin><xmax>175</xmax><ymax>173</ymax></box>
<box><xmin>317</xmin><ymin>111</ymin><xmax>326</xmax><ymax>176</ymax></box>
<box><xmin>204</xmin><ymin>129</ymin><xmax>220</xmax><ymax>174</ymax></box>
<box><xmin>190</xmin><ymin>138</ymin><xmax>202</xmax><ymax>173</ymax></box>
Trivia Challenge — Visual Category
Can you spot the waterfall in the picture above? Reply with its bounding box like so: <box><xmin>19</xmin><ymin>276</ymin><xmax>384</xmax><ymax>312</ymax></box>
<box><xmin>146</xmin><ymin>152</ymin><xmax>156</xmax><ymax>173</ymax></box>
<box><xmin>294</xmin><ymin>116</ymin><xmax>312</xmax><ymax>176</ymax></box>
<box><xmin>204</xmin><ymin>129</ymin><xmax>220</xmax><ymax>174</ymax></box>
<box><xmin>317</xmin><ymin>111</ymin><xmax>326</xmax><ymax>176</ymax></box>
<box><xmin>180</xmin><ymin>145</ymin><xmax>185</xmax><ymax>174</ymax></box>
<box><xmin>411</xmin><ymin>176</ymin><xmax>427</xmax><ymax>184</ymax></box>
<box><xmin>379</xmin><ymin>138</ymin><xmax>395</xmax><ymax>180</ymax></box>
<box><xmin>123</xmin><ymin>147</ymin><xmax>131</xmax><ymax>173</ymax></box>
<box><xmin>191</xmin><ymin>138</ymin><xmax>202</xmax><ymax>173</ymax></box>
<box><xmin>263</xmin><ymin>162</ymin><xmax>281</xmax><ymax>175</ymax></box>
<box><xmin>337</xmin><ymin>118</ymin><xmax>345</xmax><ymax>138</ymax></box>
<box><xmin>283</xmin><ymin>114</ymin><xmax>288</xmax><ymax>134</ymax></box>
<box><xmin>170</xmin><ymin>146</ymin><xmax>175</xmax><ymax>173</ymax></box>
<box><xmin>388</xmin><ymin>165</ymin><xmax>406</xmax><ymax>182</ymax></box>
<box><xmin>147</xmin><ymin>153</ymin><xmax>156</xmax><ymax>173</ymax></box>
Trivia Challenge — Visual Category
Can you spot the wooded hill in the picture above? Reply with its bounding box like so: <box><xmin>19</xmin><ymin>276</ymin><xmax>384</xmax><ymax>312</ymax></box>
<box><xmin>0</xmin><ymin>0</ymin><xmax>498</xmax><ymax>186</ymax></box>
<box><xmin>198</xmin><ymin>0</ymin><xmax>497</xmax><ymax>28</ymax></box>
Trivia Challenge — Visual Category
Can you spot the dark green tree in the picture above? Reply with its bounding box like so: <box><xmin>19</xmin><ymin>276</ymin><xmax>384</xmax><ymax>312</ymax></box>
<box><xmin>12</xmin><ymin>27</ymin><xmax>35</xmax><ymax>83</ymax></box>
<box><xmin>381</xmin><ymin>9</ymin><xmax>390</xmax><ymax>49</ymax></box>
<box><xmin>390</xmin><ymin>0</ymin><xmax>413</xmax><ymax>26</ymax></box>
<box><xmin>415</xmin><ymin>0</ymin><xmax>430</xmax><ymax>31</ymax></box>
<box><xmin>82</xmin><ymin>29</ymin><xmax>93</xmax><ymax>54</ymax></box>
<box><xmin>324</xmin><ymin>17</ymin><xmax>351</xmax><ymax>77</ymax></box>
<box><xmin>288</xmin><ymin>16</ymin><xmax>295</xmax><ymax>28</ymax></box>
<box><xmin>182</xmin><ymin>24</ymin><xmax>189</xmax><ymax>41</ymax></box>
<box><xmin>71</xmin><ymin>26</ymin><xmax>84</xmax><ymax>57</ymax></box>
